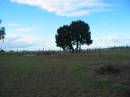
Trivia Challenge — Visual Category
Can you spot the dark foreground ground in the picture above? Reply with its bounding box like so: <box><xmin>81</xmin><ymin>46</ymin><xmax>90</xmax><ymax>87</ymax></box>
<box><xmin>0</xmin><ymin>49</ymin><xmax>130</xmax><ymax>97</ymax></box>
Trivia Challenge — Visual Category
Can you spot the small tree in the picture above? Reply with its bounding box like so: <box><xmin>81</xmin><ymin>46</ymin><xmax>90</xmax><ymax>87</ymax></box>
<box><xmin>0</xmin><ymin>20</ymin><xmax>5</xmax><ymax>43</ymax></box>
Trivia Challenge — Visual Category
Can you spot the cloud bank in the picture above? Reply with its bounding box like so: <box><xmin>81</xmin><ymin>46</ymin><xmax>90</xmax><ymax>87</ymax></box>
<box><xmin>91</xmin><ymin>37</ymin><xmax>130</xmax><ymax>48</ymax></box>
<box><xmin>11</xmin><ymin>0</ymin><xmax>111</xmax><ymax>16</ymax></box>
<box><xmin>1</xmin><ymin>23</ymin><xmax>58</xmax><ymax>51</ymax></box>
<box><xmin>2</xmin><ymin>33</ymin><xmax>130</xmax><ymax>51</ymax></box>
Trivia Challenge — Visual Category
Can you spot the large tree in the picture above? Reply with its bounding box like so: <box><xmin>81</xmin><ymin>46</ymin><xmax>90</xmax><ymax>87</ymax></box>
<box><xmin>55</xmin><ymin>20</ymin><xmax>92</xmax><ymax>52</ymax></box>
<box><xmin>0</xmin><ymin>20</ymin><xmax>5</xmax><ymax>43</ymax></box>
<box><xmin>70</xmin><ymin>20</ymin><xmax>92</xmax><ymax>52</ymax></box>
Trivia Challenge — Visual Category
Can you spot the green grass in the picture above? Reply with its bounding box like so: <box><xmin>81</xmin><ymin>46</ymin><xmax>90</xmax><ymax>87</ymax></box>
<box><xmin>0</xmin><ymin>49</ymin><xmax>130</xmax><ymax>97</ymax></box>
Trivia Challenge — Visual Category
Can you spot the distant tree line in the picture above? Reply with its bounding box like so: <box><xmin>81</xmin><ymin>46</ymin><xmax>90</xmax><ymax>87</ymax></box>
<box><xmin>55</xmin><ymin>20</ymin><xmax>92</xmax><ymax>52</ymax></box>
<box><xmin>109</xmin><ymin>46</ymin><xmax>130</xmax><ymax>49</ymax></box>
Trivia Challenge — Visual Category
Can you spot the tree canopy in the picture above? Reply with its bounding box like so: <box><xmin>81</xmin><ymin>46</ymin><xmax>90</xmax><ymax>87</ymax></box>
<box><xmin>0</xmin><ymin>20</ymin><xmax>5</xmax><ymax>43</ymax></box>
<box><xmin>55</xmin><ymin>25</ymin><xmax>73</xmax><ymax>51</ymax></box>
<box><xmin>55</xmin><ymin>20</ymin><xmax>92</xmax><ymax>52</ymax></box>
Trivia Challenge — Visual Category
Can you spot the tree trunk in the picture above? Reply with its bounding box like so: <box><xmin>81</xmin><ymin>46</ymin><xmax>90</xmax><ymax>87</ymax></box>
<box><xmin>79</xmin><ymin>44</ymin><xmax>81</xmax><ymax>52</ymax></box>
<box><xmin>76</xmin><ymin>41</ymin><xmax>79</xmax><ymax>52</ymax></box>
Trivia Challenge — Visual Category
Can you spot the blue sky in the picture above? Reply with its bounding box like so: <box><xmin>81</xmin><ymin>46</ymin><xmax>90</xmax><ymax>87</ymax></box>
<box><xmin>0</xmin><ymin>0</ymin><xmax>130</xmax><ymax>51</ymax></box>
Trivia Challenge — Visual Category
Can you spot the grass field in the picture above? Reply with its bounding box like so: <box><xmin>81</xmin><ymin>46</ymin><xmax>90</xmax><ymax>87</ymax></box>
<box><xmin>0</xmin><ymin>49</ymin><xmax>130</xmax><ymax>97</ymax></box>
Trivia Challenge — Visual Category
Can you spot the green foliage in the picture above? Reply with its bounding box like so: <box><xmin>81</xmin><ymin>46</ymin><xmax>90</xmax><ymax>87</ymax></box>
<box><xmin>55</xmin><ymin>20</ymin><xmax>92</xmax><ymax>52</ymax></box>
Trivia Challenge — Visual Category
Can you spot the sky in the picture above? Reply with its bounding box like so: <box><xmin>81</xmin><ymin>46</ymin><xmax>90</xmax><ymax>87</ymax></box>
<box><xmin>0</xmin><ymin>0</ymin><xmax>130</xmax><ymax>51</ymax></box>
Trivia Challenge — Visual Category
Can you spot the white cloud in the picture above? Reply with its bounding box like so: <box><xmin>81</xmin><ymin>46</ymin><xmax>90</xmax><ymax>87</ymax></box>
<box><xmin>7</xmin><ymin>23</ymin><xmax>35</xmax><ymax>33</ymax></box>
<box><xmin>1</xmin><ymin>31</ymin><xmax>60</xmax><ymax>50</ymax></box>
<box><xmin>16</xmin><ymin>27</ymin><xmax>35</xmax><ymax>33</ymax></box>
<box><xmin>7</xmin><ymin>23</ymin><xmax>36</xmax><ymax>33</ymax></box>
<box><xmin>1</xmin><ymin>23</ymin><xmax>43</xmax><ymax>50</ymax></box>
<box><xmin>6</xmin><ymin>34</ymin><xmax>37</xmax><ymax>45</ymax></box>
<box><xmin>11</xmin><ymin>0</ymin><xmax>111</xmax><ymax>16</ymax></box>
<box><xmin>1</xmin><ymin>33</ymin><xmax>45</xmax><ymax>50</ymax></box>
<box><xmin>92</xmin><ymin>37</ymin><xmax>130</xmax><ymax>48</ymax></box>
